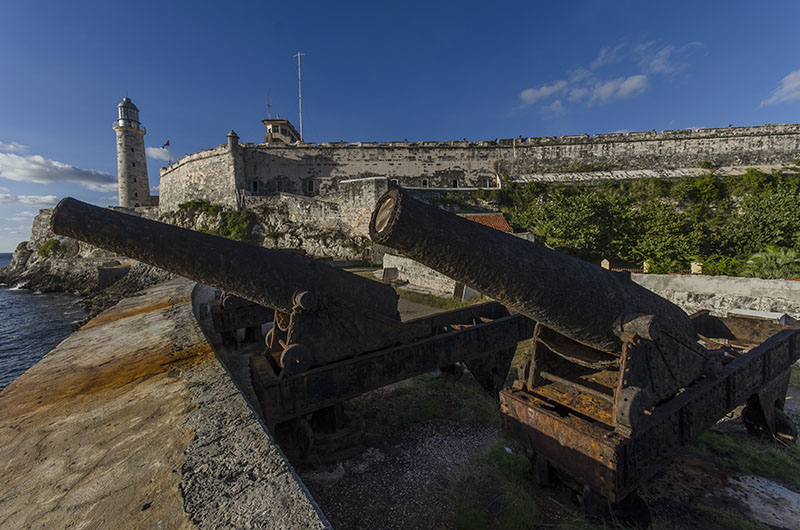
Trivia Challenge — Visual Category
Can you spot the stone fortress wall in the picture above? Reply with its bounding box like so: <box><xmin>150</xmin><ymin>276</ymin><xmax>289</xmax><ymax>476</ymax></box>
<box><xmin>158</xmin><ymin>123</ymin><xmax>800</xmax><ymax>213</ymax></box>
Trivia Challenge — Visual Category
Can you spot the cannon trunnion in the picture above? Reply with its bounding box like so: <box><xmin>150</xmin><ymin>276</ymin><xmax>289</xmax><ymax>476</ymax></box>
<box><xmin>370</xmin><ymin>189</ymin><xmax>800</xmax><ymax>519</ymax></box>
<box><xmin>51</xmin><ymin>198</ymin><xmax>534</xmax><ymax>460</ymax></box>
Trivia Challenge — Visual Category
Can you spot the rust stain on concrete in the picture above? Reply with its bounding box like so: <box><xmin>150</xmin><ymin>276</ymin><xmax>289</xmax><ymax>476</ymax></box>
<box><xmin>0</xmin><ymin>279</ymin><xmax>204</xmax><ymax>529</ymax></box>
<box><xmin>80</xmin><ymin>295</ymin><xmax>192</xmax><ymax>329</ymax></box>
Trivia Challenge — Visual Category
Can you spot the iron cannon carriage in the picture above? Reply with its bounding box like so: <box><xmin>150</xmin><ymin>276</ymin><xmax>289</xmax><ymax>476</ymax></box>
<box><xmin>51</xmin><ymin>198</ymin><xmax>534</xmax><ymax>459</ymax></box>
<box><xmin>369</xmin><ymin>188</ymin><xmax>799</xmax><ymax>522</ymax></box>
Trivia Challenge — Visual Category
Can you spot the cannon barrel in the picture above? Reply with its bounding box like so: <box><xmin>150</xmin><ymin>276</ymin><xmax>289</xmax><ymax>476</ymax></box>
<box><xmin>52</xmin><ymin>198</ymin><xmax>399</xmax><ymax>318</ymax></box>
<box><xmin>369</xmin><ymin>189</ymin><xmax>695</xmax><ymax>354</ymax></box>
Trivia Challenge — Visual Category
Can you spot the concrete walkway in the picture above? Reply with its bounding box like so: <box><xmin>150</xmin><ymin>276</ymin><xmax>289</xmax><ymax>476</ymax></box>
<box><xmin>0</xmin><ymin>278</ymin><xmax>328</xmax><ymax>529</ymax></box>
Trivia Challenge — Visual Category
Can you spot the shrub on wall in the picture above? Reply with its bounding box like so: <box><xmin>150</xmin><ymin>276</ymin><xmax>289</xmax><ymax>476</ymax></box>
<box><xmin>485</xmin><ymin>169</ymin><xmax>800</xmax><ymax>278</ymax></box>
<box><xmin>177</xmin><ymin>199</ymin><xmax>222</xmax><ymax>216</ymax></box>
<box><xmin>37</xmin><ymin>238</ymin><xmax>64</xmax><ymax>258</ymax></box>
<box><xmin>217</xmin><ymin>210</ymin><xmax>259</xmax><ymax>244</ymax></box>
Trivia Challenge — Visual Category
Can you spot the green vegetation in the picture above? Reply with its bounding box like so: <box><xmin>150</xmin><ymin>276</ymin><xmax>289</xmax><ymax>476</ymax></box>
<box><xmin>400</xmin><ymin>400</ymin><xmax>444</xmax><ymax>424</ymax></box>
<box><xmin>695</xmin><ymin>504</ymin><xmax>769</xmax><ymax>530</ymax></box>
<box><xmin>177</xmin><ymin>200</ymin><xmax>259</xmax><ymax>244</ymax></box>
<box><xmin>394</xmin><ymin>287</ymin><xmax>487</xmax><ymax>311</ymax></box>
<box><xmin>741</xmin><ymin>245</ymin><xmax>800</xmax><ymax>279</ymax></box>
<box><xmin>473</xmin><ymin>167</ymin><xmax>800</xmax><ymax>277</ymax></box>
<box><xmin>450</xmin><ymin>440</ymin><xmax>540</xmax><ymax>530</ymax></box>
<box><xmin>177</xmin><ymin>199</ymin><xmax>222</xmax><ymax>216</ymax></box>
<box><xmin>400</xmin><ymin>373</ymin><xmax>499</xmax><ymax>426</ymax></box>
<box><xmin>37</xmin><ymin>238</ymin><xmax>63</xmax><ymax>258</ymax></box>
<box><xmin>217</xmin><ymin>210</ymin><xmax>258</xmax><ymax>244</ymax></box>
<box><xmin>790</xmin><ymin>365</ymin><xmax>800</xmax><ymax>387</ymax></box>
<box><xmin>690</xmin><ymin>431</ymin><xmax>800</xmax><ymax>488</ymax></box>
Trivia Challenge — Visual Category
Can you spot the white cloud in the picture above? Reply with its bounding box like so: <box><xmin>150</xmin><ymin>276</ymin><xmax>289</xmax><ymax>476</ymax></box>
<box><xmin>0</xmin><ymin>193</ymin><xmax>58</xmax><ymax>206</ymax></box>
<box><xmin>568</xmin><ymin>87</ymin><xmax>589</xmax><ymax>102</ymax></box>
<box><xmin>516</xmin><ymin>40</ymin><xmax>694</xmax><ymax>113</ymax></box>
<box><xmin>761</xmin><ymin>69</ymin><xmax>800</xmax><ymax>106</ymax></box>
<box><xmin>0</xmin><ymin>141</ymin><xmax>28</xmax><ymax>153</ymax></box>
<box><xmin>541</xmin><ymin>99</ymin><xmax>566</xmax><ymax>116</ymax></box>
<box><xmin>570</xmin><ymin>68</ymin><xmax>591</xmax><ymax>83</ymax></box>
<box><xmin>591</xmin><ymin>44</ymin><xmax>626</xmax><ymax>70</ymax></box>
<box><xmin>5</xmin><ymin>210</ymin><xmax>37</xmax><ymax>221</ymax></box>
<box><xmin>641</xmin><ymin>45</ymin><xmax>678</xmax><ymax>74</ymax></box>
<box><xmin>146</xmin><ymin>146</ymin><xmax>171</xmax><ymax>161</ymax></box>
<box><xmin>519</xmin><ymin>80</ymin><xmax>567</xmax><ymax>107</ymax></box>
<box><xmin>591</xmin><ymin>75</ymin><xmax>649</xmax><ymax>104</ymax></box>
<box><xmin>150</xmin><ymin>185</ymin><xmax>160</xmax><ymax>193</ymax></box>
<box><xmin>0</xmin><ymin>152</ymin><xmax>117</xmax><ymax>192</ymax></box>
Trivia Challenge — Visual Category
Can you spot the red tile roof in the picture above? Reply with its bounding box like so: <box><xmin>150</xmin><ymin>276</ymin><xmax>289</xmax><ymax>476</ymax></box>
<box><xmin>459</xmin><ymin>213</ymin><xmax>513</xmax><ymax>232</ymax></box>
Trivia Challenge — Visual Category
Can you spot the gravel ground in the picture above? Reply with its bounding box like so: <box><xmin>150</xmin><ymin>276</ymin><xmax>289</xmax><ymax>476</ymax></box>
<box><xmin>295</xmin><ymin>381</ymin><xmax>500</xmax><ymax>530</ymax></box>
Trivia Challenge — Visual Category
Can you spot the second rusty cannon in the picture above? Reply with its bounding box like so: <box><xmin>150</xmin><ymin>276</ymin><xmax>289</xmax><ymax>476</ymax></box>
<box><xmin>51</xmin><ymin>197</ymin><xmax>534</xmax><ymax>458</ymax></box>
<box><xmin>370</xmin><ymin>188</ymin><xmax>799</xmax><ymax>521</ymax></box>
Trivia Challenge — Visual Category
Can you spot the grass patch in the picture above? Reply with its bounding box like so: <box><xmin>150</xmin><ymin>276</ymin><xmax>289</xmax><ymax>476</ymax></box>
<box><xmin>394</xmin><ymin>287</ymin><xmax>487</xmax><ymax>311</ymax></box>
<box><xmin>391</xmin><ymin>386</ymin><xmax>412</xmax><ymax>397</ymax></box>
<box><xmin>790</xmin><ymin>365</ymin><xmax>800</xmax><ymax>387</ymax></box>
<box><xmin>400</xmin><ymin>401</ymin><xmax>444</xmax><ymax>424</ymax></box>
<box><xmin>695</xmin><ymin>504</ymin><xmax>768</xmax><ymax>530</ymax></box>
<box><xmin>454</xmin><ymin>506</ymin><xmax>487</xmax><ymax>530</ymax></box>
<box><xmin>449</xmin><ymin>384</ymin><xmax>500</xmax><ymax>425</ymax></box>
<box><xmin>37</xmin><ymin>238</ymin><xmax>63</xmax><ymax>258</ymax></box>
<box><xmin>689</xmin><ymin>431</ymin><xmax>800</xmax><ymax>488</ymax></box>
<box><xmin>450</xmin><ymin>440</ymin><xmax>540</xmax><ymax>530</ymax></box>
<box><xmin>554</xmin><ymin>517</ymin><xmax>607</xmax><ymax>530</ymax></box>
<box><xmin>415</xmin><ymin>372</ymin><xmax>500</xmax><ymax>425</ymax></box>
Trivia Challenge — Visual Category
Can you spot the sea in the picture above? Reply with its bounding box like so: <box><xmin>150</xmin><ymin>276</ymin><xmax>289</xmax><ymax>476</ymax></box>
<box><xmin>0</xmin><ymin>252</ymin><xmax>88</xmax><ymax>391</ymax></box>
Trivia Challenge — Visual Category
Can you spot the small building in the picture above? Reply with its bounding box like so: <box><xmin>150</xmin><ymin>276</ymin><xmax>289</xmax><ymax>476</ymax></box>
<box><xmin>263</xmin><ymin>118</ymin><xmax>301</xmax><ymax>145</ymax></box>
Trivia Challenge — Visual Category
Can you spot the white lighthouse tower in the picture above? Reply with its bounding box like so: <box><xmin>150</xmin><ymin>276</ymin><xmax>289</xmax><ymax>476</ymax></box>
<box><xmin>113</xmin><ymin>97</ymin><xmax>152</xmax><ymax>207</ymax></box>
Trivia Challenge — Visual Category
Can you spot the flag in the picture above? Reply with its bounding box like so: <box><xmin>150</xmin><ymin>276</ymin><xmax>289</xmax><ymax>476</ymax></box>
<box><xmin>162</xmin><ymin>140</ymin><xmax>170</xmax><ymax>148</ymax></box>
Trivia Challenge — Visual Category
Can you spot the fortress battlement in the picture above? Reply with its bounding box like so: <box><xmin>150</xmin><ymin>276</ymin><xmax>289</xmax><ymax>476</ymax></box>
<box><xmin>190</xmin><ymin>123</ymin><xmax>800</xmax><ymax>151</ymax></box>
<box><xmin>147</xmin><ymin>112</ymin><xmax>800</xmax><ymax>214</ymax></box>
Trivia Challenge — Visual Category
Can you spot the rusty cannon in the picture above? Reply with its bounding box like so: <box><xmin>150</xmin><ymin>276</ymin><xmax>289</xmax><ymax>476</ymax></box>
<box><xmin>51</xmin><ymin>197</ymin><xmax>534</xmax><ymax>459</ymax></box>
<box><xmin>370</xmin><ymin>188</ymin><xmax>799</xmax><ymax>522</ymax></box>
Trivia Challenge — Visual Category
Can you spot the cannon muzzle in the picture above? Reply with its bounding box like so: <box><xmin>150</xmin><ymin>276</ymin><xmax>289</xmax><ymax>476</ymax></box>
<box><xmin>369</xmin><ymin>188</ymin><xmax>695</xmax><ymax>354</ymax></box>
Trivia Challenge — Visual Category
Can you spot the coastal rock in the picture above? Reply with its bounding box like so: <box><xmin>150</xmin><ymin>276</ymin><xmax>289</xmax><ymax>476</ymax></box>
<box><xmin>80</xmin><ymin>263</ymin><xmax>175</xmax><ymax>318</ymax></box>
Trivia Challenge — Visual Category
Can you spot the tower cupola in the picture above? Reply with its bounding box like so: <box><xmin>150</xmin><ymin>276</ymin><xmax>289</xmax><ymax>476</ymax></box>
<box><xmin>116</xmin><ymin>97</ymin><xmax>141</xmax><ymax>129</ymax></box>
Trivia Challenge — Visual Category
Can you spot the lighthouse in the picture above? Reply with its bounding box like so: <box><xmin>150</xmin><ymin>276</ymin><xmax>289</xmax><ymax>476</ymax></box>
<box><xmin>113</xmin><ymin>97</ymin><xmax>151</xmax><ymax>207</ymax></box>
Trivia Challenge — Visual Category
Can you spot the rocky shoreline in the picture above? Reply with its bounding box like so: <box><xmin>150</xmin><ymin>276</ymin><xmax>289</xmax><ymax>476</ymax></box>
<box><xmin>1</xmin><ymin>202</ymin><xmax>372</xmax><ymax>322</ymax></box>
<box><xmin>0</xmin><ymin>207</ymin><xmax>175</xmax><ymax>322</ymax></box>
<box><xmin>0</xmin><ymin>242</ymin><xmax>174</xmax><ymax>322</ymax></box>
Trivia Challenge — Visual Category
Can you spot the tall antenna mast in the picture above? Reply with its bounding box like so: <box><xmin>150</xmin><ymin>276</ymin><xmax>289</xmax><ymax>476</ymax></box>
<box><xmin>293</xmin><ymin>51</ymin><xmax>306</xmax><ymax>141</ymax></box>
<box><xmin>266</xmin><ymin>92</ymin><xmax>272</xmax><ymax>119</ymax></box>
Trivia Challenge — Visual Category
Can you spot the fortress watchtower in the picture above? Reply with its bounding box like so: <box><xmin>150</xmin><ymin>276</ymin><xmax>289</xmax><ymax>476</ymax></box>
<box><xmin>113</xmin><ymin>97</ymin><xmax>151</xmax><ymax>207</ymax></box>
<box><xmin>263</xmin><ymin>118</ymin><xmax>301</xmax><ymax>145</ymax></box>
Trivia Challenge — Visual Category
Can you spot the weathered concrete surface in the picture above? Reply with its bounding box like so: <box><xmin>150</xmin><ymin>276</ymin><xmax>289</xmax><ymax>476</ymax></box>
<box><xmin>0</xmin><ymin>278</ymin><xmax>328</xmax><ymax>529</ymax></box>
<box><xmin>632</xmin><ymin>273</ymin><xmax>800</xmax><ymax>318</ymax></box>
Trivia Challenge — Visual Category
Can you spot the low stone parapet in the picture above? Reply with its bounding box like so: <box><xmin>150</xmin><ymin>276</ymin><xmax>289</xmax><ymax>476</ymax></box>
<box><xmin>0</xmin><ymin>278</ymin><xmax>329</xmax><ymax>529</ymax></box>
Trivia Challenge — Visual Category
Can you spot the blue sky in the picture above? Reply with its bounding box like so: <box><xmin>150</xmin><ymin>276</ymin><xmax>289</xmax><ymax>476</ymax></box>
<box><xmin>1</xmin><ymin>0</ymin><xmax>799</xmax><ymax>251</ymax></box>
